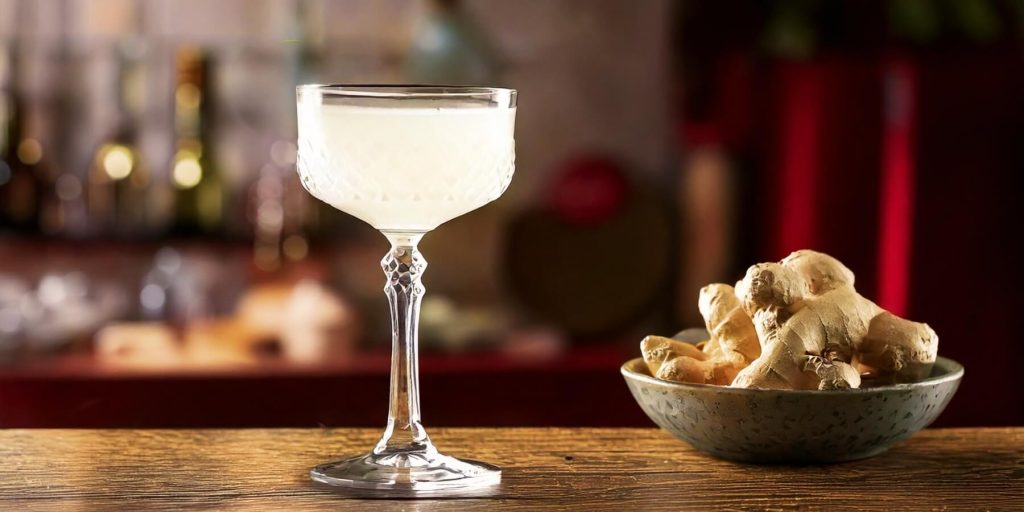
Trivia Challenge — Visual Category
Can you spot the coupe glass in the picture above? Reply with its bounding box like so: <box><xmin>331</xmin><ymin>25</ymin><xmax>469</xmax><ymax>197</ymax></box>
<box><xmin>295</xmin><ymin>85</ymin><xmax>516</xmax><ymax>491</ymax></box>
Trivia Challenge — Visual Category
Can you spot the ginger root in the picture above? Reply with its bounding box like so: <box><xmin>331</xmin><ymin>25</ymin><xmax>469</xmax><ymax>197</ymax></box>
<box><xmin>641</xmin><ymin>335</ymin><xmax>706</xmax><ymax>374</ymax></box>
<box><xmin>780</xmin><ymin>249</ymin><xmax>855</xmax><ymax>295</ymax></box>
<box><xmin>859</xmin><ymin>311</ymin><xmax>938</xmax><ymax>382</ymax></box>
<box><xmin>732</xmin><ymin>250</ymin><xmax>937</xmax><ymax>390</ymax></box>
<box><xmin>804</xmin><ymin>354</ymin><xmax>862</xmax><ymax>390</ymax></box>
<box><xmin>699</xmin><ymin>284</ymin><xmax>761</xmax><ymax>360</ymax></box>
<box><xmin>642</xmin><ymin>250</ymin><xmax>939</xmax><ymax>390</ymax></box>
<box><xmin>641</xmin><ymin>284</ymin><xmax>760</xmax><ymax>385</ymax></box>
<box><xmin>641</xmin><ymin>335</ymin><xmax>746</xmax><ymax>385</ymax></box>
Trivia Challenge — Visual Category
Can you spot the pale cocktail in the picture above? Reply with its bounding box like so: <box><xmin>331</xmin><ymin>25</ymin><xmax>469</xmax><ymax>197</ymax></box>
<box><xmin>299</xmin><ymin>103</ymin><xmax>515</xmax><ymax>232</ymax></box>
<box><xmin>296</xmin><ymin>85</ymin><xmax>516</xmax><ymax>492</ymax></box>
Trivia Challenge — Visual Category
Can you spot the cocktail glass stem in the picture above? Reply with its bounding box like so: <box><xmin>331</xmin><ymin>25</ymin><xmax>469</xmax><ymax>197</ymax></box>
<box><xmin>309</xmin><ymin>230</ymin><xmax>500</xmax><ymax>490</ymax></box>
<box><xmin>374</xmin><ymin>232</ymin><xmax>434</xmax><ymax>458</ymax></box>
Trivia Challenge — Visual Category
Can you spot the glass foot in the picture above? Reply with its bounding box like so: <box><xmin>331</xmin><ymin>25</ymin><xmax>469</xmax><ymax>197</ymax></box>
<box><xmin>310</xmin><ymin>450</ymin><xmax>501</xmax><ymax>492</ymax></box>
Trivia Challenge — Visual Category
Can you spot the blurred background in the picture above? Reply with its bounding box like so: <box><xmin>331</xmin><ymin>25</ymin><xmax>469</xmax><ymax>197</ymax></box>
<box><xmin>0</xmin><ymin>0</ymin><xmax>1021</xmax><ymax>428</ymax></box>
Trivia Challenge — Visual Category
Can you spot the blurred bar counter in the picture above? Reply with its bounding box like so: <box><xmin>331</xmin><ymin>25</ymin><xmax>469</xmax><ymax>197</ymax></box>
<box><xmin>0</xmin><ymin>236</ymin><xmax>649</xmax><ymax>428</ymax></box>
<box><xmin>0</xmin><ymin>345</ymin><xmax>642</xmax><ymax>428</ymax></box>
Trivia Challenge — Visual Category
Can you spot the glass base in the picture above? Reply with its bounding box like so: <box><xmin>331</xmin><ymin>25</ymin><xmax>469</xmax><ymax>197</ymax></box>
<box><xmin>310</xmin><ymin>449</ymin><xmax>501</xmax><ymax>492</ymax></box>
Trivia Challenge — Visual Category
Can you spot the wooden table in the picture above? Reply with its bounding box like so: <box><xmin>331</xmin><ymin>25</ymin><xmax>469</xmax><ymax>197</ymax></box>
<box><xmin>0</xmin><ymin>428</ymin><xmax>1020</xmax><ymax>510</ymax></box>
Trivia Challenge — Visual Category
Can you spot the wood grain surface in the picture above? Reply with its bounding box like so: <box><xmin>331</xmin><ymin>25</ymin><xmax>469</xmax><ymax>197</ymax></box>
<box><xmin>0</xmin><ymin>428</ymin><xmax>1021</xmax><ymax>511</ymax></box>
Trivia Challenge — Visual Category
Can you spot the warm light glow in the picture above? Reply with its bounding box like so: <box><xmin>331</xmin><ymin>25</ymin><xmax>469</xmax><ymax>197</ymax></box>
<box><xmin>283</xmin><ymin>235</ymin><xmax>309</xmax><ymax>261</ymax></box>
<box><xmin>176</xmin><ymin>83</ymin><xmax>201</xmax><ymax>111</ymax></box>
<box><xmin>101</xmin><ymin>144</ymin><xmax>134</xmax><ymax>180</ymax></box>
<box><xmin>173</xmin><ymin>154</ymin><xmax>202</xmax><ymax>189</ymax></box>
<box><xmin>17</xmin><ymin>138</ymin><xmax>42</xmax><ymax>165</ymax></box>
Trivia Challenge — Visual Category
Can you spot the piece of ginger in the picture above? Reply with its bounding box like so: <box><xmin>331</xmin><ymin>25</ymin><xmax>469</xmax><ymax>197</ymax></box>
<box><xmin>859</xmin><ymin>311</ymin><xmax>938</xmax><ymax>382</ymax></box>
<box><xmin>804</xmin><ymin>354</ymin><xmax>862</xmax><ymax>390</ymax></box>
<box><xmin>641</xmin><ymin>335</ymin><xmax>706</xmax><ymax>375</ymax></box>
<box><xmin>699</xmin><ymin>284</ymin><xmax>760</xmax><ymax>360</ymax></box>
<box><xmin>641</xmin><ymin>335</ymin><xmax>746</xmax><ymax>386</ymax></box>
<box><xmin>641</xmin><ymin>250</ymin><xmax>939</xmax><ymax>390</ymax></box>
<box><xmin>731</xmin><ymin>250</ymin><xmax>938</xmax><ymax>390</ymax></box>
<box><xmin>640</xmin><ymin>284</ymin><xmax>760</xmax><ymax>386</ymax></box>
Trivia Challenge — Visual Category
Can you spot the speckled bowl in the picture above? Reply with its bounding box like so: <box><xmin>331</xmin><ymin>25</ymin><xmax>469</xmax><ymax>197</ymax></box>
<box><xmin>622</xmin><ymin>355</ymin><xmax>963</xmax><ymax>463</ymax></box>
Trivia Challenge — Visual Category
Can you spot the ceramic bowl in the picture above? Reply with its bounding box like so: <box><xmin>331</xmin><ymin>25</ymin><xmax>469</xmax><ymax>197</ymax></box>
<box><xmin>622</xmin><ymin>352</ymin><xmax>963</xmax><ymax>463</ymax></box>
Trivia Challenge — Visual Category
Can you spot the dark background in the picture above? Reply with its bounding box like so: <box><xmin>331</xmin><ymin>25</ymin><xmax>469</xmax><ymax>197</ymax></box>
<box><xmin>0</xmin><ymin>0</ymin><xmax>1021</xmax><ymax>428</ymax></box>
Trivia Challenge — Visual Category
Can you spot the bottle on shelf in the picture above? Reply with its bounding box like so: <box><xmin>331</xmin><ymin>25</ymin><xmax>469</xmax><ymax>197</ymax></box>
<box><xmin>0</xmin><ymin>43</ymin><xmax>51</xmax><ymax>234</ymax></box>
<box><xmin>170</xmin><ymin>46</ymin><xmax>225</xmax><ymax>236</ymax></box>
<box><xmin>85</xmin><ymin>42</ymin><xmax>152</xmax><ymax>237</ymax></box>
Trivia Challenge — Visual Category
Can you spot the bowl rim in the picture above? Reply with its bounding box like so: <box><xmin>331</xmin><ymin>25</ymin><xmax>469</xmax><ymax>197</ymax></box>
<box><xmin>621</xmin><ymin>356</ymin><xmax>964</xmax><ymax>394</ymax></box>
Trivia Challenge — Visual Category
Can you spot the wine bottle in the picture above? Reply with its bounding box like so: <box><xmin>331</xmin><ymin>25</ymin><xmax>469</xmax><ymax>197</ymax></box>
<box><xmin>86</xmin><ymin>42</ymin><xmax>152</xmax><ymax>237</ymax></box>
<box><xmin>0</xmin><ymin>45</ymin><xmax>25</xmax><ymax>228</ymax></box>
<box><xmin>171</xmin><ymin>47</ymin><xmax>224</xmax><ymax>236</ymax></box>
<box><xmin>0</xmin><ymin>43</ymin><xmax>48</xmax><ymax>233</ymax></box>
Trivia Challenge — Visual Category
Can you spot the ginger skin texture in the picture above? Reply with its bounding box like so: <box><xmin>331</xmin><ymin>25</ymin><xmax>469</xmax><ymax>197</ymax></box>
<box><xmin>641</xmin><ymin>284</ymin><xmax>760</xmax><ymax>386</ymax></box>
<box><xmin>731</xmin><ymin>250</ymin><xmax>937</xmax><ymax>390</ymax></box>
<box><xmin>641</xmin><ymin>250</ymin><xmax>938</xmax><ymax>390</ymax></box>
<box><xmin>641</xmin><ymin>336</ymin><xmax>736</xmax><ymax>385</ymax></box>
